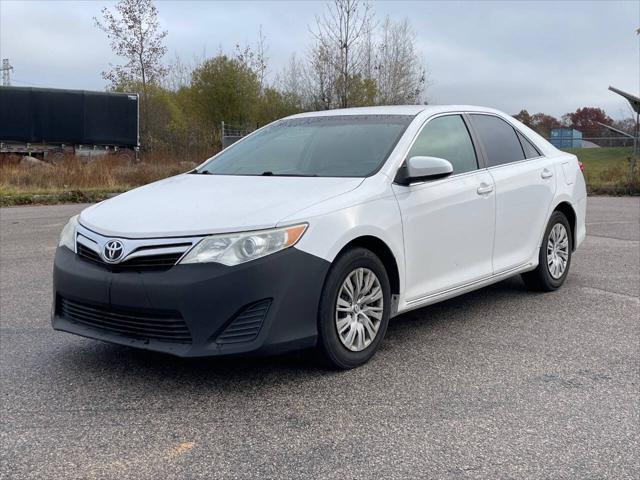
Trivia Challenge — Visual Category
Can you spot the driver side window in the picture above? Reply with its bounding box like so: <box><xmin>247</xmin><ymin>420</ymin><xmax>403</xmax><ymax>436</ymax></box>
<box><xmin>406</xmin><ymin>115</ymin><xmax>478</xmax><ymax>175</ymax></box>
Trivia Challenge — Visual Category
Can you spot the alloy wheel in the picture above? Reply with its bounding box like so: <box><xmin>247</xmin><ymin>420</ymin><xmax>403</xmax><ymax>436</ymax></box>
<box><xmin>335</xmin><ymin>267</ymin><xmax>384</xmax><ymax>352</ymax></box>
<box><xmin>547</xmin><ymin>223</ymin><xmax>569</xmax><ymax>279</ymax></box>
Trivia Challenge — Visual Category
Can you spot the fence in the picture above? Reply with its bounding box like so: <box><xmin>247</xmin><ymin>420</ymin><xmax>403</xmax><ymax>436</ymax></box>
<box><xmin>547</xmin><ymin>136</ymin><xmax>637</xmax><ymax>150</ymax></box>
<box><xmin>220</xmin><ymin>122</ymin><xmax>254</xmax><ymax>149</ymax></box>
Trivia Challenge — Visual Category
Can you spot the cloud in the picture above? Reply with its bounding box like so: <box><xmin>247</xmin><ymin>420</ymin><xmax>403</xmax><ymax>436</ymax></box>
<box><xmin>0</xmin><ymin>0</ymin><xmax>637</xmax><ymax>119</ymax></box>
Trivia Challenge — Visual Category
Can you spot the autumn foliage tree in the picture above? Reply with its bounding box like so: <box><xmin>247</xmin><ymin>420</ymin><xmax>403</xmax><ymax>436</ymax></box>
<box><xmin>562</xmin><ymin>107</ymin><xmax>613</xmax><ymax>138</ymax></box>
<box><xmin>513</xmin><ymin>110</ymin><xmax>561</xmax><ymax>137</ymax></box>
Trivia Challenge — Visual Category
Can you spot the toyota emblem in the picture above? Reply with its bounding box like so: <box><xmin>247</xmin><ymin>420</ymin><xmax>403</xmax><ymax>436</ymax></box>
<box><xmin>103</xmin><ymin>240</ymin><xmax>125</xmax><ymax>263</ymax></box>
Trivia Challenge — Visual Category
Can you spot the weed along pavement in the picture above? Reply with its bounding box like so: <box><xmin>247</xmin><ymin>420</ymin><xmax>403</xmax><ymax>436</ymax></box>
<box><xmin>0</xmin><ymin>197</ymin><xmax>638</xmax><ymax>479</ymax></box>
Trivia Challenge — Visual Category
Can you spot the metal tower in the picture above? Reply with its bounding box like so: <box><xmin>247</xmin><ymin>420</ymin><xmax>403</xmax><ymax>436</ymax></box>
<box><xmin>1</xmin><ymin>59</ymin><xmax>13</xmax><ymax>86</ymax></box>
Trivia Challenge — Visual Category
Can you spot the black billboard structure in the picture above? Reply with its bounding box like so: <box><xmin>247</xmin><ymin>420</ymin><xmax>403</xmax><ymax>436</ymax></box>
<box><xmin>0</xmin><ymin>86</ymin><xmax>139</xmax><ymax>158</ymax></box>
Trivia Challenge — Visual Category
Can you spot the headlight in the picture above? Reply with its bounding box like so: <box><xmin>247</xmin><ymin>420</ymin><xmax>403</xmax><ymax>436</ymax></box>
<box><xmin>180</xmin><ymin>223</ymin><xmax>308</xmax><ymax>266</ymax></box>
<box><xmin>58</xmin><ymin>215</ymin><xmax>79</xmax><ymax>252</ymax></box>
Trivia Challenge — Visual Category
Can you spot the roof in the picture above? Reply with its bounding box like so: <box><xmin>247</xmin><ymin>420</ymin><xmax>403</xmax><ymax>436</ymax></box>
<box><xmin>286</xmin><ymin>104</ymin><xmax>506</xmax><ymax>119</ymax></box>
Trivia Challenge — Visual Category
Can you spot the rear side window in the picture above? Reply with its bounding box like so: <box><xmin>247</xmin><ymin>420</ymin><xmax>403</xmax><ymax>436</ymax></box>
<box><xmin>470</xmin><ymin>114</ymin><xmax>525</xmax><ymax>167</ymax></box>
<box><xmin>516</xmin><ymin>131</ymin><xmax>541</xmax><ymax>158</ymax></box>
<box><xmin>406</xmin><ymin>115</ymin><xmax>478</xmax><ymax>174</ymax></box>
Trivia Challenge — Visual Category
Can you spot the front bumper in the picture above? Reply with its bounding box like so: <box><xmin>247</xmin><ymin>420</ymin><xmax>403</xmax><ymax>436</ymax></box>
<box><xmin>52</xmin><ymin>246</ymin><xmax>330</xmax><ymax>357</ymax></box>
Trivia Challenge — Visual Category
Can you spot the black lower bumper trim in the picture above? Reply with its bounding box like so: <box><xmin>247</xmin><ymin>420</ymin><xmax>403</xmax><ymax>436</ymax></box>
<box><xmin>52</xmin><ymin>245</ymin><xmax>330</xmax><ymax>357</ymax></box>
<box><xmin>57</xmin><ymin>296</ymin><xmax>192</xmax><ymax>343</ymax></box>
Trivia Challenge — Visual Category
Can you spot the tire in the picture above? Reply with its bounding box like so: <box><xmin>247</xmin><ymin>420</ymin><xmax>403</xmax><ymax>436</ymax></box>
<box><xmin>317</xmin><ymin>247</ymin><xmax>391</xmax><ymax>369</ymax></box>
<box><xmin>522</xmin><ymin>211</ymin><xmax>573</xmax><ymax>292</ymax></box>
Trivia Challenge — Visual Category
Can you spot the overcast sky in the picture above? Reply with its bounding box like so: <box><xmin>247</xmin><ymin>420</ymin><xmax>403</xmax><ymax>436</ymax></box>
<box><xmin>1</xmin><ymin>0</ymin><xmax>638</xmax><ymax>119</ymax></box>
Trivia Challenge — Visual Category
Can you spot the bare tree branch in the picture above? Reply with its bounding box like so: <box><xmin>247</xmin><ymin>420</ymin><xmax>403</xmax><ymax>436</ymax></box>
<box><xmin>309</xmin><ymin>0</ymin><xmax>374</xmax><ymax>108</ymax></box>
<box><xmin>94</xmin><ymin>0</ymin><xmax>168</xmax><ymax>91</ymax></box>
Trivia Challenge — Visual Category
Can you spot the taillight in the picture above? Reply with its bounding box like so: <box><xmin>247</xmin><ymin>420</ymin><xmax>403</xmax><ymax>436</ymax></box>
<box><xmin>578</xmin><ymin>160</ymin><xmax>584</xmax><ymax>172</ymax></box>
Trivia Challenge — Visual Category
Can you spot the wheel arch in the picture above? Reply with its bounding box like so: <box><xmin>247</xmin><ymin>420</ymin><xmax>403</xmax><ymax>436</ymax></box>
<box><xmin>553</xmin><ymin>201</ymin><xmax>577</xmax><ymax>251</ymax></box>
<box><xmin>335</xmin><ymin>235</ymin><xmax>401</xmax><ymax>296</ymax></box>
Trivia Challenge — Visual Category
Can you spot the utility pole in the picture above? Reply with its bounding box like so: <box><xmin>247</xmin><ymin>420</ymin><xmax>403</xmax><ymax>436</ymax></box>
<box><xmin>1</xmin><ymin>59</ymin><xmax>13</xmax><ymax>86</ymax></box>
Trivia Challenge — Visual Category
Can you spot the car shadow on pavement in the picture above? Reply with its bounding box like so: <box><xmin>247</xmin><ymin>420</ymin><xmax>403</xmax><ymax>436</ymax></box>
<box><xmin>53</xmin><ymin>275</ymin><xmax>532</xmax><ymax>388</ymax></box>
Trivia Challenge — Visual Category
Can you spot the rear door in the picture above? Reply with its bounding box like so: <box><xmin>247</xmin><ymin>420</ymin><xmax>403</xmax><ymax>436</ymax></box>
<box><xmin>468</xmin><ymin>114</ymin><xmax>556</xmax><ymax>273</ymax></box>
<box><xmin>393</xmin><ymin>114</ymin><xmax>495</xmax><ymax>303</ymax></box>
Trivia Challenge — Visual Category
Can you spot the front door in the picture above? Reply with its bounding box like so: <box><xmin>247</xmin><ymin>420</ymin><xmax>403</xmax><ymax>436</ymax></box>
<box><xmin>393</xmin><ymin>114</ymin><xmax>495</xmax><ymax>303</ymax></box>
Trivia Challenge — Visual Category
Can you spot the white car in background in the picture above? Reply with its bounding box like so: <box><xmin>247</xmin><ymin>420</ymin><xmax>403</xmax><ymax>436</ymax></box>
<box><xmin>53</xmin><ymin>105</ymin><xmax>587</xmax><ymax>369</ymax></box>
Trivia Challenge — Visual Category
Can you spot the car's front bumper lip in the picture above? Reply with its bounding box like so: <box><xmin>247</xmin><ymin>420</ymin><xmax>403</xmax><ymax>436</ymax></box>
<box><xmin>52</xmin><ymin>245</ymin><xmax>330</xmax><ymax>357</ymax></box>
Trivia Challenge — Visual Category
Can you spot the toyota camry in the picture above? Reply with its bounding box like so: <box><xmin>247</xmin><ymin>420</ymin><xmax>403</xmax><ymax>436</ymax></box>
<box><xmin>52</xmin><ymin>105</ymin><xmax>587</xmax><ymax>369</ymax></box>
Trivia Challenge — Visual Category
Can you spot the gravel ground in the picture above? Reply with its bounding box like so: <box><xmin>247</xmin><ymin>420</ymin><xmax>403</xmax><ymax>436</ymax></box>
<box><xmin>0</xmin><ymin>197</ymin><xmax>638</xmax><ymax>479</ymax></box>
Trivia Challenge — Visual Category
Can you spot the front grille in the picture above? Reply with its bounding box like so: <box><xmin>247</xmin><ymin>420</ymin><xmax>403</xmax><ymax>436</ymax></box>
<box><xmin>57</xmin><ymin>296</ymin><xmax>192</xmax><ymax>343</ymax></box>
<box><xmin>216</xmin><ymin>300</ymin><xmax>271</xmax><ymax>344</ymax></box>
<box><xmin>76</xmin><ymin>244</ymin><xmax>183</xmax><ymax>271</ymax></box>
<box><xmin>120</xmin><ymin>253</ymin><xmax>183</xmax><ymax>269</ymax></box>
<box><xmin>77</xmin><ymin>244</ymin><xmax>102</xmax><ymax>264</ymax></box>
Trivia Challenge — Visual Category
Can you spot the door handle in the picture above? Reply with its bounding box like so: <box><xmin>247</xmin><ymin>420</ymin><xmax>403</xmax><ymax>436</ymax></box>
<box><xmin>477</xmin><ymin>183</ymin><xmax>494</xmax><ymax>195</ymax></box>
<box><xmin>541</xmin><ymin>168</ymin><xmax>553</xmax><ymax>179</ymax></box>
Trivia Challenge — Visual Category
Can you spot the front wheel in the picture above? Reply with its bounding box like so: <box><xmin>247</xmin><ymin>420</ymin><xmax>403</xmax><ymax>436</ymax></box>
<box><xmin>522</xmin><ymin>211</ymin><xmax>573</xmax><ymax>291</ymax></box>
<box><xmin>317</xmin><ymin>248</ymin><xmax>391</xmax><ymax>369</ymax></box>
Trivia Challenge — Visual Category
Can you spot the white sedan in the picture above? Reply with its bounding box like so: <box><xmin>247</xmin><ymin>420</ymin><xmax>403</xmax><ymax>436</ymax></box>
<box><xmin>53</xmin><ymin>105</ymin><xmax>587</xmax><ymax>369</ymax></box>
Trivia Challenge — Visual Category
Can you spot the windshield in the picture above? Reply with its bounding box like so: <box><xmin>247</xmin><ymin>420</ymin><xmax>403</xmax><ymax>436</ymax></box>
<box><xmin>198</xmin><ymin>115</ymin><xmax>414</xmax><ymax>177</ymax></box>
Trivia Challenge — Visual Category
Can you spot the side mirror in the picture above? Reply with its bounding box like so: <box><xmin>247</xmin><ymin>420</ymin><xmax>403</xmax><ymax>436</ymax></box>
<box><xmin>395</xmin><ymin>156</ymin><xmax>453</xmax><ymax>185</ymax></box>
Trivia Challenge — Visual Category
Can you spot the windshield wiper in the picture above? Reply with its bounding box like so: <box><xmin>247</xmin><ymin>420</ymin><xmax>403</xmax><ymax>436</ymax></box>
<box><xmin>260</xmin><ymin>171</ymin><xmax>317</xmax><ymax>177</ymax></box>
<box><xmin>190</xmin><ymin>169</ymin><xmax>211</xmax><ymax>174</ymax></box>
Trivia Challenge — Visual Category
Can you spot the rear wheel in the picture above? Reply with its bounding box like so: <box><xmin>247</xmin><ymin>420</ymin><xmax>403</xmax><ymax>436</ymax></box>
<box><xmin>317</xmin><ymin>248</ymin><xmax>390</xmax><ymax>369</ymax></box>
<box><xmin>522</xmin><ymin>211</ymin><xmax>573</xmax><ymax>291</ymax></box>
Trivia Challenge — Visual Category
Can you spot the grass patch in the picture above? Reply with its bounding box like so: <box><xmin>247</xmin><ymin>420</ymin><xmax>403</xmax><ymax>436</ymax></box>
<box><xmin>1</xmin><ymin>147</ymin><xmax>637</xmax><ymax>206</ymax></box>
<box><xmin>564</xmin><ymin>147</ymin><xmax>638</xmax><ymax>195</ymax></box>
<box><xmin>565</xmin><ymin>146</ymin><xmax>633</xmax><ymax>177</ymax></box>
<box><xmin>0</xmin><ymin>189</ymin><xmax>125</xmax><ymax>207</ymax></box>
<box><xmin>0</xmin><ymin>154</ymin><xmax>200</xmax><ymax>206</ymax></box>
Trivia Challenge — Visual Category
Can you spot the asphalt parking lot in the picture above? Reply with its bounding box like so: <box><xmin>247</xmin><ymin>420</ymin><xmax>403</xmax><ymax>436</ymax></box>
<box><xmin>1</xmin><ymin>197</ymin><xmax>638</xmax><ymax>479</ymax></box>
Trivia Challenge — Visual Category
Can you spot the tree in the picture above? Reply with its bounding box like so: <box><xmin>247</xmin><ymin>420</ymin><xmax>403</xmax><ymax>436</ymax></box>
<box><xmin>310</xmin><ymin>0</ymin><xmax>374</xmax><ymax>108</ymax></box>
<box><xmin>235</xmin><ymin>26</ymin><xmax>269</xmax><ymax>94</ymax></box>
<box><xmin>513</xmin><ymin>109</ymin><xmax>533</xmax><ymax>127</ymax></box>
<box><xmin>302</xmin><ymin>2</ymin><xmax>427</xmax><ymax>109</ymax></box>
<box><xmin>307</xmin><ymin>42</ymin><xmax>339</xmax><ymax>109</ymax></box>
<box><xmin>163</xmin><ymin>52</ymin><xmax>207</xmax><ymax>91</ymax></box>
<box><xmin>346</xmin><ymin>74</ymin><xmax>377</xmax><ymax>106</ymax></box>
<box><xmin>562</xmin><ymin>107</ymin><xmax>613</xmax><ymax>138</ymax></box>
<box><xmin>277</xmin><ymin>53</ymin><xmax>308</xmax><ymax>110</ymax></box>
<box><xmin>95</xmin><ymin>0</ymin><xmax>167</xmax><ymax>90</ymax></box>
<box><xmin>95</xmin><ymin>0</ymin><xmax>168</xmax><ymax>142</ymax></box>
<box><xmin>612</xmin><ymin>117</ymin><xmax>637</xmax><ymax>135</ymax></box>
<box><xmin>512</xmin><ymin>110</ymin><xmax>560</xmax><ymax>137</ymax></box>
<box><xmin>188</xmin><ymin>55</ymin><xmax>260</xmax><ymax>133</ymax></box>
<box><xmin>373</xmin><ymin>17</ymin><xmax>426</xmax><ymax>105</ymax></box>
<box><xmin>254</xmin><ymin>88</ymin><xmax>302</xmax><ymax>126</ymax></box>
<box><xmin>530</xmin><ymin>113</ymin><xmax>561</xmax><ymax>137</ymax></box>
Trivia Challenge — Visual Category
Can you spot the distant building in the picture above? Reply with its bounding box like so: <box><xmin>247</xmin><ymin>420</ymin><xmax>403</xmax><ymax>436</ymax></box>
<box><xmin>549</xmin><ymin>128</ymin><xmax>582</xmax><ymax>149</ymax></box>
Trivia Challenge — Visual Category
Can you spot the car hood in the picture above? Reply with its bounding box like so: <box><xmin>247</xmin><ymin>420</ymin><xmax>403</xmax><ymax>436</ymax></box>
<box><xmin>79</xmin><ymin>174</ymin><xmax>364</xmax><ymax>238</ymax></box>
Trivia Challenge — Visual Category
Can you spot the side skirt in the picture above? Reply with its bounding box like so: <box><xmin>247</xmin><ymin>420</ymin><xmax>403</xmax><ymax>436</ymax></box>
<box><xmin>395</xmin><ymin>263</ymin><xmax>534</xmax><ymax>316</ymax></box>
